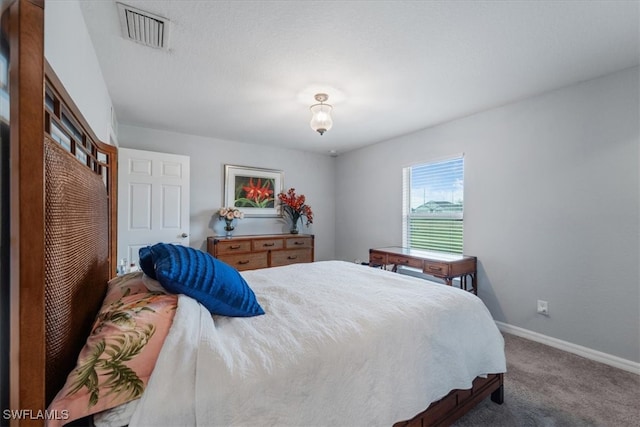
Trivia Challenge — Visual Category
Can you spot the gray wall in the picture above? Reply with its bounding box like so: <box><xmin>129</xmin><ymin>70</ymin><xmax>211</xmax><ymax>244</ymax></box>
<box><xmin>335</xmin><ymin>67</ymin><xmax>639</xmax><ymax>363</ymax></box>
<box><xmin>119</xmin><ymin>125</ymin><xmax>336</xmax><ymax>262</ymax></box>
<box><xmin>45</xmin><ymin>0</ymin><xmax>117</xmax><ymax>144</ymax></box>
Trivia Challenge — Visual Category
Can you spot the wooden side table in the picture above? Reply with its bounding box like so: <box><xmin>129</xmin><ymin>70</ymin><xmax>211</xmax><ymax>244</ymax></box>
<box><xmin>369</xmin><ymin>246</ymin><xmax>478</xmax><ymax>294</ymax></box>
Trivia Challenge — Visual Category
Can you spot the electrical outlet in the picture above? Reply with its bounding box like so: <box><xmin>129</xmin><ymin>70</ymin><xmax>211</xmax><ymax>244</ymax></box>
<box><xmin>537</xmin><ymin>300</ymin><xmax>549</xmax><ymax>316</ymax></box>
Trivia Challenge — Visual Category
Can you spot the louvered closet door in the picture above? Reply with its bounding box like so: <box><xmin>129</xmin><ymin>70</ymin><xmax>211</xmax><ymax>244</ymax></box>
<box><xmin>117</xmin><ymin>148</ymin><xmax>190</xmax><ymax>267</ymax></box>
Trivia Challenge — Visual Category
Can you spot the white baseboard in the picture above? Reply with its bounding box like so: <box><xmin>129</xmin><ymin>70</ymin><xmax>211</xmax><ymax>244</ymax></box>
<box><xmin>495</xmin><ymin>321</ymin><xmax>640</xmax><ymax>375</ymax></box>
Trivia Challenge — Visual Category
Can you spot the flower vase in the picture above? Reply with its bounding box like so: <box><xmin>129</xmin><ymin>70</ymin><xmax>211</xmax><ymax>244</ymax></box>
<box><xmin>224</xmin><ymin>219</ymin><xmax>235</xmax><ymax>238</ymax></box>
<box><xmin>290</xmin><ymin>222</ymin><xmax>299</xmax><ymax>234</ymax></box>
<box><xmin>289</xmin><ymin>213</ymin><xmax>300</xmax><ymax>234</ymax></box>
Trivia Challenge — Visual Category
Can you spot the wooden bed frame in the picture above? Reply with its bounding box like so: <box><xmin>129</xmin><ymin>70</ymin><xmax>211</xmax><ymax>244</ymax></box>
<box><xmin>6</xmin><ymin>1</ymin><xmax>503</xmax><ymax>425</ymax></box>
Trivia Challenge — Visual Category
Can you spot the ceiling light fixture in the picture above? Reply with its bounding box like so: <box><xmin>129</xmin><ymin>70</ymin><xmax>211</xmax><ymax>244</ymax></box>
<box><xmin>309</xmin><ymin>93</ymin><xmax>333</xmax><ymax>135</ymax></box>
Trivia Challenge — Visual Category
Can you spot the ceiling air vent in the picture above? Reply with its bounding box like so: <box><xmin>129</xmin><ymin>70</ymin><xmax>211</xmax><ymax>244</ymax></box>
<box><xmin>117</xmin><ymin>2</ymin><xmax>170</xmax><ymax>50</ymax></box>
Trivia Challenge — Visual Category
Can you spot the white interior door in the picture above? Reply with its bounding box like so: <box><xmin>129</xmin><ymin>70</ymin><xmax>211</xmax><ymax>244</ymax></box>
<box><xmin>117</xmin><ymin>148</ymin><xmax>190</xmax><ymax>266</ymax></box>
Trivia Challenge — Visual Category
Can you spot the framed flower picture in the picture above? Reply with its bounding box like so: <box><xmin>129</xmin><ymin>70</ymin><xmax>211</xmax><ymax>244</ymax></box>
<box><xmin>224</xmin><ymin>164</ymin><xmax>284</xmax><ymax>217</ymax></box>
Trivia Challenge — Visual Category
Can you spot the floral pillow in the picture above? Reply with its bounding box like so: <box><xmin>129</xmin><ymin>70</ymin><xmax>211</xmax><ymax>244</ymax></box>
<box><xmin>104</xmin><ymin>271</ymin><xmax>172</xmax><ymax>303</ymax></box>
<box><xmin>46</xmin><ymin>273</ymin><xmax>178</xmax><ymax>427</ymax></box>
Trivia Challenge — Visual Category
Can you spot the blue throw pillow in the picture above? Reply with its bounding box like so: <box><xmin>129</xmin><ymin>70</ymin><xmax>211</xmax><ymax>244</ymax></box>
<box><xmin>138</xmin><ymin>246</ymin><xmax>157</xmax><ymax>279</ymax></box>
<box><xmin>146</xmin><ymin>243</ymin><xmax>264</xmax><ymax>317</ymax></box>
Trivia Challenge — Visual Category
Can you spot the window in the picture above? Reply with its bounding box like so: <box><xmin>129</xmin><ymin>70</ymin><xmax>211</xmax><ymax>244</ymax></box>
<box><xmin>403</xmin><ymin>156</ymin><xmax>464</xmax><ymax>254</ymax></box>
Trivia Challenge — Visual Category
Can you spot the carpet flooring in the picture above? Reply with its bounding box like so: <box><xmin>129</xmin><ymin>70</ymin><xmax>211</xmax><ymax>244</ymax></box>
<box><xmin>453</xmin><ymin>333</ymin><xmax>639</xmax><ymax>427</ymax></box>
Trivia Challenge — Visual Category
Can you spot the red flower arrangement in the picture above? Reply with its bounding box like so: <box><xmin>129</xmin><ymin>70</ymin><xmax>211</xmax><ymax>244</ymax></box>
<box><xmin>277</xmin><ymin>188</ymin><xmax>313</xmax><ymax>234</ymax></box>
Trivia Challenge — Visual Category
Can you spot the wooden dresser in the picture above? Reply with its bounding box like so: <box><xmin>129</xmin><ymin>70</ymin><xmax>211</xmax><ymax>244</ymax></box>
<box><xmin>207</xmin><ymin>234</ymin><xmax>314</xmax><ymax>271</ymax></box>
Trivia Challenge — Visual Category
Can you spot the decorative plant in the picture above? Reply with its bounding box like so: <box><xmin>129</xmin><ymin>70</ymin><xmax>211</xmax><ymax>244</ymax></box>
<box><xmin>277</xmin><ymin>188</ymin><xmax>313</xmax><ymax>234</ymax></box>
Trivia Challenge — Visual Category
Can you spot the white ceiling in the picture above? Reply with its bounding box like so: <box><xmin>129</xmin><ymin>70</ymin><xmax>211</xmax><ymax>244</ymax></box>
<box><xmin>79</xmin><ymin>1</ymin><xmax>639</xmax><ymax>155</ymax></box>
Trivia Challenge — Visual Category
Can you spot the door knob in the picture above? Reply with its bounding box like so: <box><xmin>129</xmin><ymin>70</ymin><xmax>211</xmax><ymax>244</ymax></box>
<box><xmin>181</xmin><ymin>233</ymin><xmax>188</xmax><ymax>238</ymax></box>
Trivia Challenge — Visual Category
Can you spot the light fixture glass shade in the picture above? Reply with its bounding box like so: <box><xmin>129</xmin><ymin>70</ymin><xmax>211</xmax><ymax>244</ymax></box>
<box><xmin>309</xmin><ymin>96</ymin><xmax>333</xmax><ymax>135</ymax></box>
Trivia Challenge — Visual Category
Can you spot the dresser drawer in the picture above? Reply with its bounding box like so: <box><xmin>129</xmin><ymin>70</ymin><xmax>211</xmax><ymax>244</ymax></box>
<box><xmin>369</xmin><ymin>251</ymin><xmax>388</xmax><ymax>265</ymax></box>
<box><xmin>423</xmin><ymin>260</ymin><xmax>452</xmax><ymax>277</ymax></box>
<box><xmin>252</xmin><ymin>238</ymin><xmax>284</xmax><ymax>251</ymax></box>
<box><xmin>285</xmin><ymin>236</ymin><xmax>313</xmax><ymax>249</ymax></box>
<box><xmin>388</xmin><ymin>255</ymin><xmax>423</xmax><ymax>269</ymax></box>
<box><xmin>215</xmin><ymin>240</ymin><xmax>251</xmax><ymax>255</ymax></box>
<box><xmin>271</xmin><ymin>249</ymin><xmax>312</xmax><ymax>267</ymax></box>
<box><xmin>218</xmin><ymin>252</ymin><xmax>268</xmax><ymax>271</ymax></box>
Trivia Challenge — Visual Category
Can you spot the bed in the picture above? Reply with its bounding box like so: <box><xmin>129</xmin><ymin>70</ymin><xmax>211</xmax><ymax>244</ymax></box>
<box><xmin>8</xmin><ymin>5</ymin><xmax>505</xmax><ymax>425</ymax></box>
<box><xmin>64</xmin><ymin>260</ymin><xmax>504</xmax><ymax>427</ymax></box>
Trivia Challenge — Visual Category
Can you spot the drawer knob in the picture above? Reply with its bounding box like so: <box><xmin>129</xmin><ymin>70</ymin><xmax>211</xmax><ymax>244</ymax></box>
<box><xmin>287</xmin><ymin>255</ymin><xmax>298</xmax><ymax>260</ymax></box>
<box><xmin>238</xmin><ymin>260</ymin><xmax>250</xmax><ymax>265</ymax></box>
<box><xmin>294</xmin><ymin>241</ymin><xmax>304</xmax><ymax>245</ymax></box>
<box><xmin>230</xmin><ymin>245</ymin><xmax>241</xmax><ymax>249</ymax></box>
<box><xmin>428</xmin><ymin>266</ymin><xmax>442</xmax><ymax>271</ymax></box>
<box><xmin>263</xmin><ymin>243</ymin><xmax>275</xmax><ymax>247</ymax></box>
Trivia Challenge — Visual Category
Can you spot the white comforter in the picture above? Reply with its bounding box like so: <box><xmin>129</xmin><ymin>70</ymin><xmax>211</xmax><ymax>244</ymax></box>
<box><xmin>130</xmin><ymin>261</ymin><xmax>506</xmax><ymax>427</ymax></box>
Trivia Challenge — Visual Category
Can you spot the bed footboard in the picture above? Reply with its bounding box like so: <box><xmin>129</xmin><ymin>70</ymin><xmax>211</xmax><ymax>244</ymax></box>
<box><xmin>394</xmin><ymin>373</ymin><xmax>504</xmax><ymax>427</ymax></box>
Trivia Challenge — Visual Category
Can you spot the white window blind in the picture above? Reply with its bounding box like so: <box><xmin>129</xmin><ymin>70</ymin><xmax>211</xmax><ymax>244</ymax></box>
<box><xmin>402</xmin><ymin>156</ymin><xmax>464</xmax><ymax>254</ymax></box>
